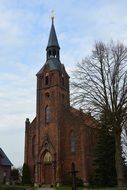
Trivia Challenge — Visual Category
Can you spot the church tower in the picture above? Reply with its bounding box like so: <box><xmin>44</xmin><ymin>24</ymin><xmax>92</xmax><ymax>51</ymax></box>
<box><xmin>35</xmin><ymin>18</ymin><xmax>69</xmax><ymax>185</ymax></box>
<box><xmin>36</xmin><ymin>18</ymin><xmax>70</xmax><ymax>125</ymax></box>
<box><xmin>24</xmin><ymin>18</ymin><xmax>97</xmax><ymax>186</ymax></box>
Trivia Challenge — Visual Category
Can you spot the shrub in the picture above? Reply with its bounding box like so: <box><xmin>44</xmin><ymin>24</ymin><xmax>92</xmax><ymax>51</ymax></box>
<box><xmin>22</xmin><ymin>163</ymin><xmax>31</xmax><ymax>185</ymax></box>
<box><xmin>62</xmin><ymin>174</ymin><xmax>83</xmax><ymax>186</ymax></box>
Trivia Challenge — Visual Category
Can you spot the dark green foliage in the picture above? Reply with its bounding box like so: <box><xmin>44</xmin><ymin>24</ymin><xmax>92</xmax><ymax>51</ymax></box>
<box><xmin>62</xmin><ymin>174</ymin><xmax>71</xmax><ymax>185</ymax></box>
<box><xmin>90</xmin><ymin>123</ymin><xmax>117</xmax><ymax>187</ymax></box>
<box><xmin>0</xmin><ymin>185</ymin><xmax>26</xmax><ymax>190</ymax></box>
<box><xmin>22</xmin><ymin>163</ymin><xmax>31</xmax><ymax>185</ymax></box>
<box><xmin>76</xmin><ymin>178</ymin><xmax>84</xmax><ymax>186</ymax></box>
<box><xmin>11</xmin><ymin>168</ymin><xmax>19</xmax><ymax>181</ymax></box>
<box><xmin>62</xmin><ymin>174</ymin><xmax>83</xmax><ymax>186</ymax></box>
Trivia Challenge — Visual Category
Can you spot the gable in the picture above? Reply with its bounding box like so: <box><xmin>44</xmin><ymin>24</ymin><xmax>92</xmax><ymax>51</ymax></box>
<box><xmin>0</xmin><ymin>148</ymin><xmax>13</xmax><ymax>166</ymax></box>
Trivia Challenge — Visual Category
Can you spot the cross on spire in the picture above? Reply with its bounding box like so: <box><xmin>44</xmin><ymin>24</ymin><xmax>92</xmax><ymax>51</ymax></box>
<box><xmin>51</xmin><ymin>10</ymin><xmax>55</xmax><ymax>24</ymax></box>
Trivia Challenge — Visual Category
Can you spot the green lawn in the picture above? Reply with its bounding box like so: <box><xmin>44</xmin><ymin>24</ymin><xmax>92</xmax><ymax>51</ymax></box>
<box><xmin>0</xmin><ymin>185</ymin><xmax>36</xmax><ymax>190</ymax></box>
<box><xmin>56</xmin><ymin>186</ymin><xmax>127</xmax><ymax>190</ymax></box>
<box><xmin>0</xmin><ymin>185</ymin><xmax>127</xmax><ymax>190</ymax></box>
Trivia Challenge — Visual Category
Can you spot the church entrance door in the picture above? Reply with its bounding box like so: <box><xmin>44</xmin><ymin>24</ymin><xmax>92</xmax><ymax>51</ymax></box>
<box><xmin>43</xmin><ymin>152</ymin><xmax>53</xmax><ymax>184</ymax></box>
<box><xmin>44</xmin><ymin>163</ymin><xmax>52</xmax><ymax>184</ymax></box>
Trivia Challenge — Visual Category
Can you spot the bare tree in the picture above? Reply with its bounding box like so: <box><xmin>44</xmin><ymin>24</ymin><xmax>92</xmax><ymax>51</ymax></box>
<box><xmin>72</xmin><ymin>42</ymin><xmax>127</xmax><ymax>187</ymax></box>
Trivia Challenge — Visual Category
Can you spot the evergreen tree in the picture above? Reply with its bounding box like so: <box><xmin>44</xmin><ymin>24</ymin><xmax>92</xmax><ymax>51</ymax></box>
<box><xmin>91</xmin><ymin>121</ymin><xmax>117</xmax><ymax>187</ymax></box>
<box><xmin>22</xmin><ymin>163</ymin><xmax>31</xmax><ymax>185</ymax></box>
<box><xmin>11</xmin><ymin>168</ymin><xmax>19</xmax><ymax>181</ymax></box>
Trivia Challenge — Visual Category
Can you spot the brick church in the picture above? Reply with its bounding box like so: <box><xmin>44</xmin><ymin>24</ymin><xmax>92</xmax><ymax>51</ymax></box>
<box><xmin>24</xmin><ymin>18</ymin><xmax>97</xmax><ymax>186</ymax></box>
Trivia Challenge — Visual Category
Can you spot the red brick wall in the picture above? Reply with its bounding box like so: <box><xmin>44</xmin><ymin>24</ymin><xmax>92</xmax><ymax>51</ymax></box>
<box><xmin>59</xmin><ymin>108</ymin><xmax>97</xmax><ymax>182</ymax></box>
<box><xmin>24</xmin><ymin>65</ymin><xmax>97</xmax><ymax>185</ymax></box>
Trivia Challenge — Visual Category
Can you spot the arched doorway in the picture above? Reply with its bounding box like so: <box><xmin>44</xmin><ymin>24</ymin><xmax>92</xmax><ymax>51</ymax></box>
<box><xmin>43</xmin><ymin>152</ymin><xmax>53</xmax><ymax>184</ymax></box>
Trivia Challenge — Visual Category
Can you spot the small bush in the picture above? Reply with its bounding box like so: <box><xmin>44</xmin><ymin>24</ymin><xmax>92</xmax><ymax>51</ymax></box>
<box><xmin>76</xmin><ymin>178</ymin><xmax>84</xmax><ymax>187</ymax></box>
<box><xmin>62</xmin><ymin>174</ymin><xmax>83</xmax><ymax>187</ymax></box>
<box><xmin>62</xmin><ymin>175</ymin><xmax>71</xmax><ymax>186</ymax></box>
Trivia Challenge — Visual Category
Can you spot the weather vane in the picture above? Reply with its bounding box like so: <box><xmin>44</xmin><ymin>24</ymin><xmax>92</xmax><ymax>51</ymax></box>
<box><xmin>51</xmin><ymin>10</ymin><xmax>55</xmax><ymax>23</ymax></box>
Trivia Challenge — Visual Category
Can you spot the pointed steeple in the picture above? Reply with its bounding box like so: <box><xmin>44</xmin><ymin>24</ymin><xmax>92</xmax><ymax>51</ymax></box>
<box><xmin>47</xmin><ymin>18</ymin><xmax>60</xmax><ymax>49</ymax></box>
<box><xmin>46</xmin><ymin>18</ymin><xmax>60</xmax><ymax>60</ymax></box>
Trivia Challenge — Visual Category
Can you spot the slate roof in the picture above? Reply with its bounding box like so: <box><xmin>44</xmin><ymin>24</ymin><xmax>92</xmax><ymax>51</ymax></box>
<box><xmin>0</xmin><ymin>148</ymin><xmax>13</xmax><ymax>166</ymax></box>
<box><xmin>37</xmin><ymin>58</ymin><xmax>62</xmax><ymax>75</ymax></box>
<box><xmin>47</xmin><ymin>21</ymin><xmax>60</xmax><ymax>49</ymax></box>
<box><xmin>36</xmin><ymin>60</ymin><xmax>69</xmax><ymax>77</ymax></box>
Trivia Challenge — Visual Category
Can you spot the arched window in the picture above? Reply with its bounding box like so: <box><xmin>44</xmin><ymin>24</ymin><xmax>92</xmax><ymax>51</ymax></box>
<box><xmin>48</xmin><ymin>50</ymin><xmax>51</xmax><ymax>58</ymax></box>
<box><xmin>62</xmin><ymin>74</ymin><xmax>64</xmax><ymax>86</ymax></box>
<box><xmin>32</xmin><ymin>135</ymin><xmax>36</xmax><ymax>158</ymax></box>
<box><xmin>70</xmin><ymin>131</ymin><xmax>76</xmax><ymax>153</ymax></box>
<box><xmin>45</xmin><ymin>73</ymin><xmax>49</xmax><ymax>85</ymax></box>
<box><xmin>45</xmin><ymin>105</ymin><xmax>50</xmax><ymax>123</ymax></box>
<box><xmin>53</xmin><ymin>49</ymin><xmax>56</xmax><ymax>57</ymax></box>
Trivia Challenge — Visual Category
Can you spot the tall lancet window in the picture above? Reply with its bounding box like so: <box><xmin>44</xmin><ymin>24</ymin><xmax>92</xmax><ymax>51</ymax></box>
<box><xmin>45</xmin><ymin>105</ymin><xmax>50</xmax><ymax>123</ymax></box>
<box><xmin>70</xmin><ymin>131</ymin><xmax>76</xmax><ymax>153</ymax></box>
<box><xmin>45</xmin><ymin>73</ymin><xmax>49</xmax><ymax>85</ymax></box>
<box><xmin>62</xmin><ymin>74</ymin><xmax>64</xmax><ymax>86</ymax></box>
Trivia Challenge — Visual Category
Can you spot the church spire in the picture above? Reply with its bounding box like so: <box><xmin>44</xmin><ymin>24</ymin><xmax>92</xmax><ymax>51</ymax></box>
<box><xmin>46</xmin><ymin>18</ymin><xmax>60</xmax><ymax>60</ymax></box>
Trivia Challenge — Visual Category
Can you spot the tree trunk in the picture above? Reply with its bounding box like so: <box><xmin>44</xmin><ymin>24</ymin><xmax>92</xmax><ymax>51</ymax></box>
<box><xmin>114</xmin><ymin>128</ymin><xmax>125</xmax><ymax>187</ymax></box>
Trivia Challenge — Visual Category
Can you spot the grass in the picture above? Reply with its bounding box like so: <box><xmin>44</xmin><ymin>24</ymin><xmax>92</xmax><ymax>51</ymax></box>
<box><xmin>86</xmin><ymin>188</ymin><xmax>127</xmax><ymax>190</ymax></box>
<box><xmin>0</xmin><ymin>185</ymin><xmax>127</xmax><ymax>190</ymax></box>
<box><xmin>55</xmin><ymin>186</ymin><xmax>127</xmax><ymax>190</ymax></box>
<box><xmin>0</xmin><ymin>185</ymin><xmax>36</xmax><ymax>190</ymax></box>
<box><xmin>0</xmin><ymin>185</ymin><xmax>25</xmax><ymax>190</ymax></box>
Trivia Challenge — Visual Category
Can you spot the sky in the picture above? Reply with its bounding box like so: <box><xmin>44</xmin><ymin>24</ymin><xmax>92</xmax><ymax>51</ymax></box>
<box><xmin>0</xmin><ymin>0</ymin><xmax>127</xmax><ymax>167</ymax></box>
